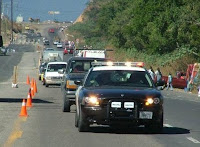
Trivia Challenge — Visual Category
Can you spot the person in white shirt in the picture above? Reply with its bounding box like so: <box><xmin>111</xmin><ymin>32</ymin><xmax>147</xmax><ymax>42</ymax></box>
<box><xmin>155</xmin><ymin>67</ymin><xmax>162</xmax><ymax>83</ymax></box>
<box><xmin>148</xmin><ymin>66</ymin><xmax>155</xmax><ymax>81</ymax></box>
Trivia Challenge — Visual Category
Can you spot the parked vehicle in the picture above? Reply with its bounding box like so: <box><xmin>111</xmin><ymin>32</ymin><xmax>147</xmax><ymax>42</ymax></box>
<box><xmin>162</xmin><ymin>71</ymin><xmax>187</xmax><ymax>89</ymax></box>
<box><xmin>49</xmin><ymin>28</ymin><xmax>55</xmax><ymax>33</ymax></box>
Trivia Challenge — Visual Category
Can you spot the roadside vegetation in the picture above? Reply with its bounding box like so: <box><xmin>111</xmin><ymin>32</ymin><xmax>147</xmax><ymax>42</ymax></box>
<box><xmin>1</xmin><ymin>16</ymin><xmax>22</xmax><ymax>45</ymax></box>
<box><xmin>68</xmin><ymin>0</ymin><xmax>200</xmax><ymax>75</ymax></box>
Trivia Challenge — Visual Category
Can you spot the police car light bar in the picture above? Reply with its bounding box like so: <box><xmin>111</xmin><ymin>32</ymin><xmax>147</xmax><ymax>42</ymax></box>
<box><xmin>91</xmin><ymin>62</ymin><xmax>144</xmax><ymax>67</ymax></box>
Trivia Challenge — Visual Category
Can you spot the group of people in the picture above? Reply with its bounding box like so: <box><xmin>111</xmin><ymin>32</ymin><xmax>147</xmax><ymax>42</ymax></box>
<box><xmin>148</xmin><ymin>66</ymin><xmax>173</xmax><ymax>90</ymax></box>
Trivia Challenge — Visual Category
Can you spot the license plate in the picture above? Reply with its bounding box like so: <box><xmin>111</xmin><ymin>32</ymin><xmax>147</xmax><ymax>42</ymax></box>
<box><xmin>124</xmin><ymin>102</ymin><xmax>134</xmax><ymax>108</ymax></box>
<box><xmin>111</xmin><ymin>102</ymin><xmax>121</xmax><ymax>108</ymax></box>
<box><xmin>139</xmin><ymin>111</ymin><xmax>153</xmax><ymax>119</ymax></box>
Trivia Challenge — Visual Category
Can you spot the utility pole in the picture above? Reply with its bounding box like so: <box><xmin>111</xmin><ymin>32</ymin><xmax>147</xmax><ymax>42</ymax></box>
<box><xmin>0</xmin><ymin>0</ymin><xmax>2</xmax><ymax>35</ymax></box>
<box><xmin>11</xmin><ymin>0</ymin><xmax>13</xmax><ymax>43</ymax></box>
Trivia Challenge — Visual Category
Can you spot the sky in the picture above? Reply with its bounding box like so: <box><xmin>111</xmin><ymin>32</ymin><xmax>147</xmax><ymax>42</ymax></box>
<box><xmin>3</xmin><ymin>0</ymin><xmax>89</xmax><ymax>22</ymax></box>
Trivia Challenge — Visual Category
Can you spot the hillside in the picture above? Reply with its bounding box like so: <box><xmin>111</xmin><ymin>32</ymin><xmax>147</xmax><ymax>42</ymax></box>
<box><xmin>1</xmin><ymin>16</ymin><xmax>22</xmax><ymax>46</ymax></box>
<box><xmin>69</xmin><ymin>0</ymin><xmax>200</xmax><ymax>74</ymax></box>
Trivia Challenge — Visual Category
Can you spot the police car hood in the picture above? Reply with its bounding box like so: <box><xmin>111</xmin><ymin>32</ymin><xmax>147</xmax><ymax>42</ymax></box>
<box><xmin>83</xmin><ymin>87</ymin><xmax>161</xmax><ymax>99</ymax></box>
<box><xmin>68</xmin><ymin>73</ymin><xmax>86</xmax><ymax>80</ymax></box>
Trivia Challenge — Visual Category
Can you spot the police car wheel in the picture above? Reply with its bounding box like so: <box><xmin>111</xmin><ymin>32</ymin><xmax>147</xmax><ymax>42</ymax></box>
<box><xmin>109</xmin><ymin>124</ymin><xmax>118</xmax><ymax>132</ymax></box>
<box><xmin>62</xmin><ymin>92</ymin><xmax>70</xmax><ymax>112</ymax></box>
<box><xmin>78</xmin><ymin>108</ymin><xmax>89</xmax><ymax>132</ymax></box>
<box><xmin>145</xmin><ymin>115</ymin><xmax>163</xmax><ymax>133</ymax></box>
<box><xmin>75</xmin><ymin>111</ymin><xmax>78</xmax><ymax>127</ymax></box>
<box><xmin>45</xmin><ymin>83</ymin><xmax>49</xmax><ymax>87</ymax></box>
<box><xmin>43</xmin><ymin>80</ymin><xmax>45</xmax><ymax>85</ymax></box>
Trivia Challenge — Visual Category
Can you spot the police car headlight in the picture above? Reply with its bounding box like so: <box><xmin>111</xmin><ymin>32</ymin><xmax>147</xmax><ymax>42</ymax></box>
<box><xmin>46</xmin><ymin>76</ymin><xmax>51</xmax><ymax>80</ymax></box>
<box><xmin>145</xmin><ymin>98</ymin><xmax>160</xmax><ymax>106</ymax></box>
<box><xmin>145</xmin><ymin>98</ymin><xmax>154</xmax><ymax>106</ymax></box>
<box><xmin>85</xmin><ymin>96</ymin><xmax>100</xmax><ymax>106</ymax></box>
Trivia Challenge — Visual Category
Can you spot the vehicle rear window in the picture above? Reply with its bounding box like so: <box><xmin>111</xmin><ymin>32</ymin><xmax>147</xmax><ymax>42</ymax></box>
<box><xmin>47</xmin><ymin>64</ymin><xmax>66</xmax><ymax>72</ymax></box>
<box><xmin>69</xmin><ymin>60</ymin><xmax>105</xmax><ymax>73</ymax></box>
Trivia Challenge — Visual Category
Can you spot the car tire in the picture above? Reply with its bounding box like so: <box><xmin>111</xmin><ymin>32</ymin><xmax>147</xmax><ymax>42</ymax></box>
<box><xmin>62</xmin><ymin>91</ymin><xmax>70</xmax><ymax>112</ymax></box>
<box><xmin>109</xmin><ymin>124</ymin><xmax>118</xmax><ymax>132</ymax></box>
<box><xmin>43</xmin><ymin>79</ymin><xmax>45</xmax><ymax>85</ymax></box>
<box><xmin>78</xmin><ymin>107</ymin><xmax>89</xmax><ymax>132</ymax></box>
<box><xmin>45</xmin><ymin>83</ymin><xmax>49</xmax><ymax>87</ymax></box>
<box><xmin>75</xmin><ymin>111</ymin><xmax>78</xmax><ymax>128</ymax></box>
<box><xmin>145</xmin><ymin>114</ymin><xmax>163</xmax><ymax>133</ymax></box>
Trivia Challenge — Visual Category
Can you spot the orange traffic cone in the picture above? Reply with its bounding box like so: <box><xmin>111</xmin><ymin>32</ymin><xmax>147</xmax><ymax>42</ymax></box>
<box><xmin>19</xmin><ymin>99</ymin><xmax>28</xmax><ymax>117</ymax></box>
<box><xmin>31</xmin><ymin>79</ymin><xmax>35</xmax><ymax>97</ymax></box>
<box><xmin>26</xmin><ymin>75</ymin><xmax>30</xmax><ymax>85</ymax></box>
<box><xmin>34</xmin><ymin>79</ymin><xmax>38</xmax><ymax>93</ymax></box>
<box><xmin>27</xmin><ymin>91</ymin><xmax>32</xmax><ymax>107</ymax></box>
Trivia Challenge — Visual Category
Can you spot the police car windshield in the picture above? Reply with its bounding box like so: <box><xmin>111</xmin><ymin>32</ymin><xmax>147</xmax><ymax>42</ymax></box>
<box><xmin>85</xmin><ymin>70</ymin><xmax>153</xmax><ymax>88</ymax></box>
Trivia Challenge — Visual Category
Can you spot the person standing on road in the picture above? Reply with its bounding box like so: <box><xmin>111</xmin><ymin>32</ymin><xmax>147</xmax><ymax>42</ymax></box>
<box><xmin>166</xmin><ymin>73</ymin><xmax>173</xmax><ymax>90</ymax></box>
<box><xmin>155</xmin><ymin>67</ymin><xmax>162</xmax><ymax>83</ymax></box>
<box><xmin>148</xmin><ymin>66</ymin><xmax>155</xmax><ymax>82</ymax></box>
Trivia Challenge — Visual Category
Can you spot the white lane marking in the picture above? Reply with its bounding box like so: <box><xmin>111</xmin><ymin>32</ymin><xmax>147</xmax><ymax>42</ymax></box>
<box><xmin>187</xmin><ymin>137</ymin><xmax>200</xmax><ymax>144</ymax></box>
<box><xmin>165</xmin><ymin>97</ymin><xmax>200</xmax><ymax>103</ymax></box>
<box><xmin>164</xmin><ymin>124</ymin><xmax>173</xmax><ymax>128</ymax></box>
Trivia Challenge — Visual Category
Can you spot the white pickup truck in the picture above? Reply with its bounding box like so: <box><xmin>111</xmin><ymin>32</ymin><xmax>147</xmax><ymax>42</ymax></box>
<box><xmin>43</xmin><ymin>62</ymin><xmax>67</xmax><ymax>87</ymax></box>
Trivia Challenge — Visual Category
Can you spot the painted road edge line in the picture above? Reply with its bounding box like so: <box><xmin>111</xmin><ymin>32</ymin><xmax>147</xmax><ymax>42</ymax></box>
<box><xmin>187</xmin><ymin>137</ymin><xmax>200</xmax><ymax>144</ymax></box>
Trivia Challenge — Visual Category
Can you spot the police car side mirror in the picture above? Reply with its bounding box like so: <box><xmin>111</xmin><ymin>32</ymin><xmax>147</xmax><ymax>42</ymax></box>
<box><xmin>74</xmin><ymin>80</ymin><xmax>82</xmax><ymax>85</ymax></box>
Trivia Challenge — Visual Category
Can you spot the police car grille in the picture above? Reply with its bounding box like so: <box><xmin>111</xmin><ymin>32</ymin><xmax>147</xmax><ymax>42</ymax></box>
<box><xmin>102</xmin><ymin>98</ymin><xmax>138</xmax><ymax>119</ymax></box>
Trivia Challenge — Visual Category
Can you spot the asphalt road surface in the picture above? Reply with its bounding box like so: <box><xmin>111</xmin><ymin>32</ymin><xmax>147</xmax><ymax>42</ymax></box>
<box><xmin>0</xmin><ymin>25</ymin><xmax>200</xmax><ymax>147</ymax></box>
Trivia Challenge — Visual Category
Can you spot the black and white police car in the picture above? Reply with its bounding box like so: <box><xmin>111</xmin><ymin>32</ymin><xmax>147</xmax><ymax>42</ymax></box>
<box><xmin>75</xmin><ymin>62</ymin><xmax>164</xmax><ymax>132</ymax></box>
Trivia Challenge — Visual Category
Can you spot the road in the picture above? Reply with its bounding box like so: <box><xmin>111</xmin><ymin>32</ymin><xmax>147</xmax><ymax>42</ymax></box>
<box><xmin>0</xmin><ymin>25</ymin><xmax>200</xmax><ymax>147</ymax></box>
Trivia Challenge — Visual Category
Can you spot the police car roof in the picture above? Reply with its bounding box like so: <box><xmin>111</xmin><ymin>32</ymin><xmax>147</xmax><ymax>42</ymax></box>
<box><xmin>92</xmin><ymin>66</ymin><xmax>145</xmax><ymax>71</ymax></box>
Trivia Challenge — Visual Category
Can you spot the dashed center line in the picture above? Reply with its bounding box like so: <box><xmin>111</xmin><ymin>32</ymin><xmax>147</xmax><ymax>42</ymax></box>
<box><xmin>187</xmin><ymin>137</ymin><xmax>200</xmax><ymax>144</ymax></box>
<box><xmin>164</xmin><ymin>124</ymin><xmax>200</xmax><ymax>144</ymax></box>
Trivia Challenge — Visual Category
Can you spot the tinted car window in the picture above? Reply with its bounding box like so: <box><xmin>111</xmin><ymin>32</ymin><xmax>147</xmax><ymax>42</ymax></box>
<box><xmin>69</xmin><ymin>60</ymin><xmax>96</xmax><ymax>73</ymax></box>
<box><xmin>84</xmin><ymin>70</ymin><xmax>153</xmax><ymax>87</ymax></box>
